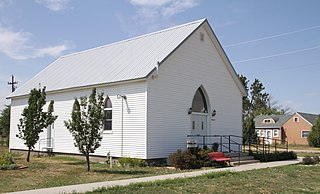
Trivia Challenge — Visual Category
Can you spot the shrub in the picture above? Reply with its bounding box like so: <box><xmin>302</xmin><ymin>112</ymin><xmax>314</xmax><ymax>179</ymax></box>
<box><xmin>118</xmin><ymin>157</ymin><xmax>146</xmax><ymax>168</ymax></box>
<box><xmin>313</xmin><ymin>156</ymin><xmax>320</xmax><ymax>163</ymax></box>
<box><xmin>302</xmin><ymin>156</ymin><xmax>320</xmax><ymax>165</ymax></box>
<box><xmin>168</xmin><ymin>149</ymin><xmax>199</xmax><ymax>170</ymax></box>
<box><xmin>302</xmin><ymin>156</ymin><xmax>317</xmax><ymax>165</ymax></box>
<box><xmin>253</xmin><ymin>151</ymin><xmax>297</xmax><ymax>162</ymax></box>
<box><xmin>0</xmin><ymin>164</ymin><xmax>19</xmax><ymax>170</ymax></box>
<box><xmin>0</xmin><ymin>152</ymin><xmax>15</xmax><ymax>166</ymax></box>
<box><xmin>195</xmin><ymin>148</ymin><xmax>214</xmax><ymax>167</ymax></box>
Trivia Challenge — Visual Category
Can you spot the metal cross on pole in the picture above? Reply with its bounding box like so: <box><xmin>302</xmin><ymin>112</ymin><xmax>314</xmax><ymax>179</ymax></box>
<box><xmin>8</xmin><ymin>74</ymin><xmax>18</xmax><ymax>92</ymax></box>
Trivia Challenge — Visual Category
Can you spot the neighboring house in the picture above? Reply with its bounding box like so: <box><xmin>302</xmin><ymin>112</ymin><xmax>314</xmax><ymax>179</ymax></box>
<box><xmin>283</xmin><ymin>112</ymin><xmax>319</xmax><ymax>145</ymax></box>
<box><xmin>7</xmin><ymin>19</ymin><xmax>246</xmax><ymax>159</ymax></box>
<box><xmin>254</xmin><ymin>112</ymin><xmax>319</xmax><ymax>145</ymax></box>
<box><xmin>254</xmin><ymin>115</ymin><xmax>292</xmax><ymax>144</ymax></box>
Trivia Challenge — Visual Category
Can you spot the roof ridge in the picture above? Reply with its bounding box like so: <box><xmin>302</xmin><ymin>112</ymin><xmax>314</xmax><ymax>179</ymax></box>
<box><xmin>61</xmin><ymin>18</ymin><xmax>206</xmax><ymax>59</ymax></box>
<box><xmin>297</xmin><ymin>111</ymin><xmax>318</xmax><ymax>116</ymax></box>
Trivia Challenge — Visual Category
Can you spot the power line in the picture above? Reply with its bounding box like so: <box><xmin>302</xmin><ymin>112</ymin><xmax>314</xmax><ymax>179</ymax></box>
<box><xmin>232</xmin><ymin>45</ymin><xmax>320</xmax><ymax>64</ymax></box>
<box><xmin>246</xmin><ymin>62</ymin><xmax>320</xmax><ymax>75</ymax></box>
<box><xmin>225</xmin><ymin>25</ymin><xmax>320</xmax><ymax>48</ymax></box>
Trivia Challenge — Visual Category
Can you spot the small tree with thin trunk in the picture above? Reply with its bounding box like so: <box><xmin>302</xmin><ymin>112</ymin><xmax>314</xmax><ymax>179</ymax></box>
<box><xmin>0</xmin><ymin>105</ymin><xmax>10</xmax><ymax>146</ymax></box>
<box><xmin>17</xmin><ymin>87</ymin><xmax>57</xmax><ymax>162</ymax></box>
<box><xmin>64</xmin><ymin>88</ymin><xmax>104</xmax><ymax>171</ymax></box>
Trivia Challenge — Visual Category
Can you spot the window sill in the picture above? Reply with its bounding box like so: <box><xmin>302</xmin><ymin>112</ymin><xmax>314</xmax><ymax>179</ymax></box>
<box><xmin>103</xmin><ymin>130</ymin><xmax>113</xmax><ymax>134</ymax></box>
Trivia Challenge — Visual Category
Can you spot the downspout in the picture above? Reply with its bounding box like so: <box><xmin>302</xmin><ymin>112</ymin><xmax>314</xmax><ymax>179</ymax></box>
<box><xmin>151</xmin><ymin>61</ymin><xmax>159</xmax><ymax>79</ymax></box>
<box><xmin>117</xmin><ymin>94</ymin><xmax>127</xmax><ymax>157</ymax></box>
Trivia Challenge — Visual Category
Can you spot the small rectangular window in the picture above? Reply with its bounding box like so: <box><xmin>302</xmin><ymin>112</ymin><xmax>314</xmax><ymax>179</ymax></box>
<box><xmin>200</xmin><ymin>32</ymin><xmax>204</xmax><ymax>42</ymax></box>
<box><xmin>201</xmin><ymin>122</ymin><xmax>204</xmax><ymax>130</ymax></box>
<box><xmin>260</xmin><ymin>130</ymin><xmax>265</xmax><ymax>137</ymax></box>
<box><xmin>192</xmin><ymin>121</ymin><xmax>195</xmax><ymax>130</ymax></box>
<box><xmin>293</xmin><ymin>117</ymin><xmax>299</xmax><ymax>123</ymax></box>
<box><xmin>274</xmin><ymin>129</ymin><xmax>279</xmax><ymax>137</ymax></box>
<box><xmin>257</xmin><ymin>130</ymin><xmax>260</xmax><ymax>137</ymax></box>
<box><xmin>301</xmin><ymin>131</ymin><xmax>310</xmax><ymax>138</ymax></box>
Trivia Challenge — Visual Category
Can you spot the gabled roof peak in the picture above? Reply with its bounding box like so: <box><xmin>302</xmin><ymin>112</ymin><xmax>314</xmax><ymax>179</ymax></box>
<box><xmin>296</xmin><ymin>112</ymin><xmax>319</xmax><ymax>125</ymax></box>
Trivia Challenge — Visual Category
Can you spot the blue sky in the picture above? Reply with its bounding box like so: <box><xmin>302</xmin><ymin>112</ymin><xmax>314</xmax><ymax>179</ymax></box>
<box><xmin>0</xmin><ymin>0</ymin><xmax>319</xmax><ymax>114</ymax></box>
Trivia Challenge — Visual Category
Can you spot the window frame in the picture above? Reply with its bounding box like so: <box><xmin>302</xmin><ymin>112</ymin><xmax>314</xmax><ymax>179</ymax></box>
<box><xmin>104</xmin><ymin>97</ymin><xmax>112</xmax><ymax>131</ymax></box>
<box><xmin>257</xmin><ymin>130</ymin><xmax>261</xmax><ymax>137</ymax></box>
<box><xmin>273</xmin><ymin>129</ymin><xmax>279</xmax><ymax>137</ymax></box>
<box><xmin>293</xmin><ymin>117</ymin><xmax>299</xmax><ymax>123</ymax></box>
<box><xmin>301</xmin><ymin>130</ymin><xmax>310</xmax><ymax>138</ymax></box>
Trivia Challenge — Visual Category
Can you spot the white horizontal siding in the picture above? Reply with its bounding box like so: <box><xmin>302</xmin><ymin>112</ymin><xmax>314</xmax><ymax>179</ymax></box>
<box><xmin>146</xmin><ymin>26</ymin><xmax>243</xmax><ymax>159</ymax></box>
<box><xmin>10</xmin><ymin>80</ymin><xmax>147</xmax><ymax>159</ymax></box>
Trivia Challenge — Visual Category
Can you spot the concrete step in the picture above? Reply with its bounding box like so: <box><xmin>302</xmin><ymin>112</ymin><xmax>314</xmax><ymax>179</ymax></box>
<box><xmin>231</xmin><ymin>159</ymin><xmax>260</xmax><ymax>166</ymax></box>
<box><xmin>223</xmin><ymin>152</ymin><xmax>260</xmax><ymax>166</ymax></box>
<box><xmin>224</xmin><ymin>152</ymin><xmax>249</xmax><ymax>158</ymax></box>
<box><xmin>229</xmin><ymin>156</ymin><xmax>255</xmax><ymax>162</ymax></box>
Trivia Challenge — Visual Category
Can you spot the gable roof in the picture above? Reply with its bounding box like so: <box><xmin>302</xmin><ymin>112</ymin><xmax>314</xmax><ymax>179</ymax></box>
<box><xmin>296</xmin><ymin>112</ymin><xmax>319</xmax><ymax>126</ymax></box>
<box><xmin>254</xmin><ymin>114</ymin><xmax>292</xmax><ymax>129</ymax></box>
<box><xmin>8</xmin><ymin>18</ymin><xmax>246</xmax><ymax>99</ymax></box>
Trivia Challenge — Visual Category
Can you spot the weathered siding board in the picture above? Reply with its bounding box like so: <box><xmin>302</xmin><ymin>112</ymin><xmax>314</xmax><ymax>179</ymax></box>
<box><xmin>10</xmin><ymin>81</ymin><xmax>147</xmax><ymax>158</ymax></box>
<box><xmin>146</xmin><ymin>26</ymin><xmax>242</xmax><ymax>158</ymax></box>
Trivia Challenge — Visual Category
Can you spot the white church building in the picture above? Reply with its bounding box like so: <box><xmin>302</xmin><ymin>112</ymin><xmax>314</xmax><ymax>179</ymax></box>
<box><xmin>8</xmin><ymin>19</ymin><xmax>246</xmax><ymax>159</ymax></box>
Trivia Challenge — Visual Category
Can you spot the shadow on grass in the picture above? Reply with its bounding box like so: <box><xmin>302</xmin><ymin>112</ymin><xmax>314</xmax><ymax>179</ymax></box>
<box><xmin>94</xmin><ymin>169</ymin><xmax>147</xmax><ymax>175</ymax></box>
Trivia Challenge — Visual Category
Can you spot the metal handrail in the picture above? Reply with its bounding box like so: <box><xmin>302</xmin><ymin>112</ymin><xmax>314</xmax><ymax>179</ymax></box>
<box><xmin>38</xmin><ymin>137</ymin><xmax>54</xmax><ymax>157</ymax></box>
<box><xmin>187</xmin><ymin>134</ymin><xmax>289</xmax><ymax>155</ymax></box>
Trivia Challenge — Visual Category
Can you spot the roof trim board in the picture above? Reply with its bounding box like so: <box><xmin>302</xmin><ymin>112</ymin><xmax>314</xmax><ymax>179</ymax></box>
<box><xmin>296</xmin><ymin>112</ymin><xmax>317</xmax><ymax>126</ymax></box>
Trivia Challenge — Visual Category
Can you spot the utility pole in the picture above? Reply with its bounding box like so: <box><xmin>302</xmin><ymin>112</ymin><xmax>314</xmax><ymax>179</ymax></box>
<box><xmin>8</xmin><ymin>74</ymin><xmax>18</xmax><ymax>92</ymax></box>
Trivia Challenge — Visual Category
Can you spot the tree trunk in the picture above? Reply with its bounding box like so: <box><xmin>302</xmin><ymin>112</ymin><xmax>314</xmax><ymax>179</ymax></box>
<box><xmin>27</xmin><ymin>147</ymin><xmax>31</xmax><ymax>162</ymax></box>
<box><xmin>85</xmin><ymin>153</ymin><xmax>90</xmax><ymax>171</ymax></box>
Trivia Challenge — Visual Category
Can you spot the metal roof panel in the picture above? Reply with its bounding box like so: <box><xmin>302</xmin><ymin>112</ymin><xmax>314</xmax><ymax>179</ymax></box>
<box><xmin>8</xmin><ymin>19</ymin><xmax>206</xmax><ymax>98</ymax></box>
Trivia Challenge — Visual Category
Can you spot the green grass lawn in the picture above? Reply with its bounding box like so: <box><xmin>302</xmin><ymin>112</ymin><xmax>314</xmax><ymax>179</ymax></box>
<box><xmin>88</xmin><ymin>164</ymin><xmax>320</xmax><ymax>194</ymax></box>
<box><xmin>0</xmin><ymin>148</ymin><xmax>187</xmax><ymax>193</ymax></box>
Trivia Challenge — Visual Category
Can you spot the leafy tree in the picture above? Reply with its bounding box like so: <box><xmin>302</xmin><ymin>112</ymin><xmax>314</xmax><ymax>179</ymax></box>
<box><xmin>239</xmin><ymin>75</ymin><xmax>250</xmax><ymax>117</ymax></box>
<box><xmin>308</xmin><ymin>115</ymin><xmax>320</xmax><ymax>147</ymax></box>
<box><xmin>64</xmin><ymin>88</ymin><xmax>104</xmax><ymax>171</ymax></box>
<box><xmin>0</xmin><ymin>105</ymin><xmax>10</xmax><ymax>146</ymax></box>
<box><xmin>242</xmin><ymin>116</ymin><xmax>256</xmax><ymax>144</ymax></box>
<box><xmin>250</xmin><ymin>79</ymin><xmax>269</xmax><ymax>116</ymax></box>
<box><xmin>16</xmin><ymin>87</ymin><xmax>57</xmax><ymax>162</ymax></box>
<box><xmin>239</xmin><ymin>75</ymin><xmax>290</xmax><ymax>144</ymax></box>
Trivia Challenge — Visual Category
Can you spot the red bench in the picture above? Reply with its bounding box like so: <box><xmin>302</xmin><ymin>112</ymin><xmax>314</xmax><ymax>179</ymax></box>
<box><xmin>208</xmin><ymin>152</ymin><xmax>231</xmax><ymax>166</ymax></box>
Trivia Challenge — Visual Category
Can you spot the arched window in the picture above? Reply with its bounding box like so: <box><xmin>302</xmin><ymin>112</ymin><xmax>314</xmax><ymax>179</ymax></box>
<box><xmin>191</xmin><ymin>87</ymin><xmax>208</xmax><ymax>113</ymax></box>
<box><xmin>104</xmin><ymin>97</ymin><xmax>112</xmax><ymax>130</ymax></box>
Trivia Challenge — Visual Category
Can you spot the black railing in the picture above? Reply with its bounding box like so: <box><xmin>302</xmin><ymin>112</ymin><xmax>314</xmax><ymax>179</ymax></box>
<box><xmin>187</xmin><ymin>134</ymin><xmax>242</xmax><ymax>152</ymax></box>
<box><xmin>244</xmin><ymin>136</ymin><xmax>288</xmax><ymax>154</ymax></box>
<box><xmin>187</xmin><ymin>134</ymin><xmax>289</xmax><ymax>164</ymax></box>
<box><xmin>187</xmin><ymin>134</ymin><xmax>243</xmax><ymax>164</ymax></box>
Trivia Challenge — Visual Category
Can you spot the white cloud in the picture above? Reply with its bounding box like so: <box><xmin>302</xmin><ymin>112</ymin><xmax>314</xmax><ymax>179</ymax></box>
<box><xmin>0</xmin><ymin>26</ymin><xmax>73</xmax><ymax>60</ymax></box>
<box><xmin>130</xmin><ymin>0</ymin><xmax>173</xmax><ymax>7</ymax></box>
<box><xmin>129</xmin><ymin>0</ymin><xmax>199</xmax><ymax>22</ymax></box>
<box><xmin>0</xmin><ymin>26</ymin><xmax>33</xmax><ymax>60</ymax></box>
<box><xmin>34</xmin><ymin>41</ymin><xmax>73</xmax><ymax>57</ymax></box>
<box><xmin>162</xmin><ymin>0</ymin><xmax>198</xmax><ymax>17</ymax></box>
<box><xmin>35</xmin><ymin>0</ymin><xmax>71</xmax><ymax>11</ymax></box>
